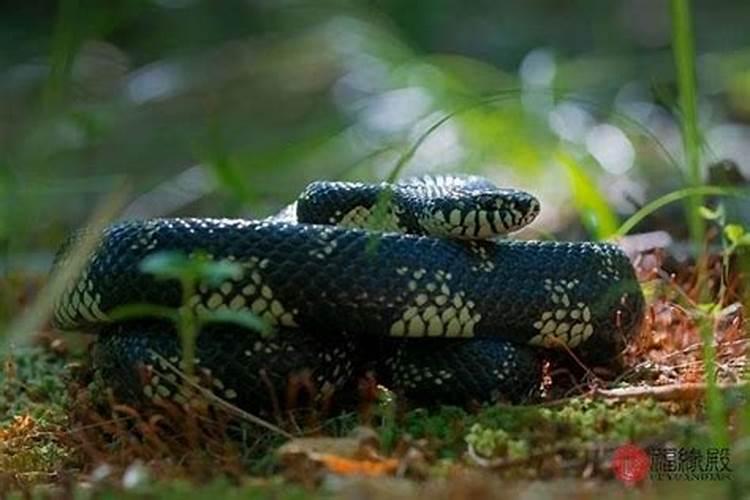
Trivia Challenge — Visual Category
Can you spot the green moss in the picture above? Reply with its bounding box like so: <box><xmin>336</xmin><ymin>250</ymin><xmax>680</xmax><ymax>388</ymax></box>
<box><xmin>0</xmin><ymin>438</ymin><xmax>72</xmax><ymax>484</ymax></box>
<box><xmin>465</xmin><ymin>424</ymin><xmax>529</xmax><ymax>460</ymax></box>
<box><xmin>389</xmin><ymin>398</ymin><xmax>670</xmax><ymax>461</ymax></box>
<box><xmin>1</xmin><ymin>345</ymin><xmax>70</xmax><ymax>426</ymax></box>
<box><xmin>540</xmin><ymin>397</ymin><xmax>669</xmax><ymax>443</ymax></box>
<box><xmin>0</xmin><ymin>345</ymin><xmax>76</xmax><ymax>485</ymax></box>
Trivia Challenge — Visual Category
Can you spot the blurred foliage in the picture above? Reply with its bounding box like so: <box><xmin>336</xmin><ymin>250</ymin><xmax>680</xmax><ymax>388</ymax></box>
<box><xmin>1</xmin><ymin>3</ymin><xmax>749</xmax><ymax>494</ymax></box>
<box><xmin>1</xmin><ymin>0</ymin><xmax>750</xmax><ymax>322</ymax></box>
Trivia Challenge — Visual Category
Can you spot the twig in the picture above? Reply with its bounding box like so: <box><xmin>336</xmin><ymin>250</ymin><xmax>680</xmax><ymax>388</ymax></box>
<box><xmin>151</xmin><ymin>352</ymin><xmax>293</xmax><ymax>439</ymax></box>
<box><xmin>632</xmin><ymin>338</ymin><xmax>749</xmax><ymax>369</ymax></box>
<box><xmin>594</xmin><ymin>381</ymin><xmax>748</xmax><ymax>401</ymax></box>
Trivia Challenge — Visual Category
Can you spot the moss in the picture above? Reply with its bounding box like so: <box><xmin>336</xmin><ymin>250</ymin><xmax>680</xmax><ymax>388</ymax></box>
<box><xmin>1</xmin><ymin>345</ymin><xmax>70</xmax><ymax>426</ymax></box>
<box><xmin>0</xmin><ymin>342</ymin><xmax>715</xmax><ymax>493</ymax></box>
<box><xmin>0</xmin><ymin>345</ymin><xmax>77</xmax><ymax>486</ymax></box>
<box><xmin>539</xmin><ymin>397</ymin><xmax>670</xmax><ymax>443</ymax></box>
<box><xmin>0</xmin><ymin>431</ymin><xmax>72</xmax><ymax>485</ymax></box>
<box><xmin>465</xmin><ymin>424</ymin><xmax>529</xmax><ymax>460</ymax></box>
<box><xmin>388</xmin><ymin>398</ymin><xmax>670</xmax><ymax>462</ymax></box>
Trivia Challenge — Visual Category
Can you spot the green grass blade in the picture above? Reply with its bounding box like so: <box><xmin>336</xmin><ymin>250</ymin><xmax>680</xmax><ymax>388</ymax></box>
<box><xmin>671</xmin><ymin>0</ymin><xmax>705</xmax><ymax>250</ymax></box>
<box><xmin>614</xmin><ymin>186</ymin><xmax>750</xmax><ymax>238</ymax></box>
<box><xmin>699</xmin><ymin>317</ymin><xmax>729</xmax><ymax>448</ymax></box>
<box><xmin>556</xmin><ymin>150</ymin><xmax>619</xmax><ymax>240</ymax></box>
<box><xmin>109</xmin><ymin>304</ymin><xmax>179</xmax><ymax>323</ymax></box>
<box><xmin>43</xmin><ymin>0</ymin><xmax>82</xmax><ymax>109</ymax></box>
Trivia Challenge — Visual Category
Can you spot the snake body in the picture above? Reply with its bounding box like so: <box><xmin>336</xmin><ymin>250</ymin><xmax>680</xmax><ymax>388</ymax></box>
<box><xmin>52</xmin><ymin>176</ymin><xmax>644</xmax><ymax>409</ymax></box>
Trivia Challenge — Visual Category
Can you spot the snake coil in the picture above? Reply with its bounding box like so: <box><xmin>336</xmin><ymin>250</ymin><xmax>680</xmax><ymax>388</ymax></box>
<box><xmin>52</xmin><ymin>176</ymin><xmax>644</xmax><ymax>410</ymax></box>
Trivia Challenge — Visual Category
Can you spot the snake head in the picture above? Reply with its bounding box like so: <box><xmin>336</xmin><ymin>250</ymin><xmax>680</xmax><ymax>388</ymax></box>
<box><xmin>421</xmin><ymin>189</ymin><xmax>540</xmax><ymax>239</ymax></box>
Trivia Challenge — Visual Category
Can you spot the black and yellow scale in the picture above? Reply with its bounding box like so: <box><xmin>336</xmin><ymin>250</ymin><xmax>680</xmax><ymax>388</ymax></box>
<box><xmin>52</xmin><ymin>176</ymin><xmax>645</xmax><ymax>409</ymax></box>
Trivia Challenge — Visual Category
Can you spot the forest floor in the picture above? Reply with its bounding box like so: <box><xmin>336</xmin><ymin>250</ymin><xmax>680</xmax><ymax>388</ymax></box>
<box><xmin>1</xmin><ymin>244</ymin><xmax>748</xmax><ymax>499</ymax></box>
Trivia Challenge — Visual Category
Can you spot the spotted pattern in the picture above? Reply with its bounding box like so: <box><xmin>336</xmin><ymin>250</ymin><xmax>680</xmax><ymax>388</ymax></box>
<box><xmin>53</xmin><ymin>255</ymin><xmax>109</xmax><ymax>327</ymax></box>
<box><xmin>409</xmin><ymin>176</ymin><xmax>540</xmax><ymax>238</ymax></box>
<box><xmin>467</xmin><ymin>241</ymin><xmax>496</xmax><ymax>273</ymax></box>
<box><xmin>592</xmin><ymin>245</ymin><xmax>624</xmax><ymax>281</ymax></box>
<box><xmin>92</xmin><ymin>322</ymin><xmax>361</xmax><ymax>412</ymax></box>
<box><xmin>382</xmin><ymin>338</ymin><xmax>542</xmax><ymax>404</ymax></box>
<box><xmin>55</xmin><ymin>175</ymin><xmax>645</xmax><ymax>410</ymax></box>
<box><xmin>389</xmin><ymin>268</ymin><xmax>481</xmax><ymax>338</ymax></box>
<box><xmin>528</xmin><ymin>278</ymin><xmax>595</xmax><ymax>348</ymax></box>
<box><xmin>297</xmin><ymin>175</ymin><xmax>540</xmax><ymax>240</ymax></box>
<box><xmin>137</xmin><ymin>340</ymin><xmax>347</xmax><ymax>405</ymax></box>
<box><xmin>417</xmin><ymin>202</ymin><xmax>538</xmax><ymax>239</ymax></box>
<box><xmin>307</xmin><ymin>226</ymin><xmax>340</xmax><ymax>260</ymax></box>
<box><xmin>335</xmin><ymin>205</ymin><xmax>406</xmax><ymax>233</ymax></box>
<box><xmin>386</xmin><ymin>358</ymin><xmax>455</xmax><ymax>390</ymax></box>
<box><xmin>188</xmin><ymin>255</ymin><xmax>298</xmax><ymax>327</ymax></box>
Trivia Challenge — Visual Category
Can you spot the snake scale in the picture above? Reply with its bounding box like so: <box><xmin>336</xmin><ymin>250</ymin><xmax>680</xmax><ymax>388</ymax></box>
<box><xmin>52</xmin><ymin>176</ymin><xmax>645</xmax><ymax>410</ymax></box>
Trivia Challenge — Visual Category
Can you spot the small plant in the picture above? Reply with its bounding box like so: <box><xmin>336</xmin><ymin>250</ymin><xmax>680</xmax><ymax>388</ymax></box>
<box><xmin>698</xmin><ymin>205</ymin><xmax>750</xmax><ymax>448</ymax></box>
<box><xmin>112</xmin><ymin>251</ymin><xmax>269</xmax><ymax>377</ymax></box>
<box><xmin>699</xmin><ymin>204</ymin><xmax>750</xmax><ymax>306</ymax></box>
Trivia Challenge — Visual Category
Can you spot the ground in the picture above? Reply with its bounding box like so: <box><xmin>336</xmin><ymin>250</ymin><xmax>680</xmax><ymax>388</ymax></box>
<box><xmin>0</xmin><ymin>245</ymin><xmax>748</xmax><ymax>499</ymax></box>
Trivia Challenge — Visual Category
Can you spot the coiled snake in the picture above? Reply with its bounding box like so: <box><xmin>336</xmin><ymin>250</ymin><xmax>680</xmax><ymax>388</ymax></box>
<box><xmin>52</xmin><ymin>176</ymin><xmax>645</xmax><ymax>410</ymax></box>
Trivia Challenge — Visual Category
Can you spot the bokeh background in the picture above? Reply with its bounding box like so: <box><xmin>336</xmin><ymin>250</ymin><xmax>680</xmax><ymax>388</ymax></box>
<box><xmin>1</xmin><ymin>0</ymin><xmax>749</xmax><ymax>276</ymax></box>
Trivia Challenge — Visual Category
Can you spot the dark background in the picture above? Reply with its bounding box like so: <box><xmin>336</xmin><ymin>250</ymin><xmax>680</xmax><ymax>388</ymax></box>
<box><xmin>1</xmin><ymin>0</ymin><xmax>749</xmax><ymax>264</ymax></box>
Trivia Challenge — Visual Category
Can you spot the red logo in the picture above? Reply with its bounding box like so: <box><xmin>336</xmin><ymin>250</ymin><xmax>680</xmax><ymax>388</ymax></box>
<box><xmin>612</xmin><ymin>444</ymin><xmax>651</xmax><ymax>485</ymax></box>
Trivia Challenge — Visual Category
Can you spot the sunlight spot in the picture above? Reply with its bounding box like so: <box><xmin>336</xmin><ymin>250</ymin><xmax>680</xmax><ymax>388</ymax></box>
<box><xmin>585</xmin><ymin>124</ymin><xmax>635</xmax><ymax>174</ymax></box>
<box><xmin>126</xmin><ymin>63</ymin><xmax>184</xmax><ymax>104</ymax></box>
<box><xmin>548</xmin><ymin>102</ymin><xmax>594</xmax><ymax>143</ymax></box>
<box><xmin>409</xmin><ymin>111</ymin><xmax>465</xmax><ymax>170</ymax></box>
<box><xmin>520</xmin><ymin>48</ymin><xmax>556</xmax><ymax>87</ymax></box>
<box><xmin>706</xmin><ymin>124</ymin><xmax>750</xmax><ymax>176</ymax></box>
<box><xmin>361</xmin><ymin>87</ymin><xmax>433</xmax><ymax>134</ymax></box>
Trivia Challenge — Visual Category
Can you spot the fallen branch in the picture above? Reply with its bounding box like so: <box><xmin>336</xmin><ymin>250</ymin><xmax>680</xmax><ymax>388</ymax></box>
<box><xmin>594</xmin><ymin>381</ymin><xmax>748</xmax><ymax>401</ymax></box>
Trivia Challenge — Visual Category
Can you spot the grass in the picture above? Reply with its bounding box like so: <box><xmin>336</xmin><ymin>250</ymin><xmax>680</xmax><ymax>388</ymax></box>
<box><xmin>697</xmin><ymin>317</ymin><xmax>729</xmax><ymax>448</ymax></box>
<box><xmin>669</xmin><ymin>0</ymin><xmax>739</xmax><ymax>454</ymax></box>
<box><xmin>43</xmin><ymin>0</ymin><xmax>80</xmax><ymax>111</ymax></box>
<box><xmin>670</xmin><ymin>0</ymin><xmax>705</xmax><ymax>251</ymax></box>
<box><xmin>2</xmin><ymin>327</ymin><xmax>739</xmax><ymax>496</ymax></box>
<box><xmin>556</xmin><ymin>149</ymin><xmax>619</xmax><ymax>239</ymax></box>
<box><xmin>613</xmin><ymin>185</ymin><xmax>750</xmax><ymax>238</ymax></box>
<box><xmin>0</xmin><ymin>339</ymin><xmax>687</xmax><ymax>494</ymax></box>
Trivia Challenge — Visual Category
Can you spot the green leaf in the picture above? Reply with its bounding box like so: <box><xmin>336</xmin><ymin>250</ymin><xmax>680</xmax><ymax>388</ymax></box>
<box><xmin>109</xmin><ymin>303</ymin><xmax>178</xmax><ymax>322</ymax></box>
<box><xmin>140</xmin><ymin>251</ymin><xmax>192</xmax><ymax>280</ymax></box>
<box><xmin>196</xmin><ymin>260</ymin><xmax>243</xmax><ymax>286</ymax></box>
<box><xmin>614</xmin><ymin>186</ymin><xmax>750</xmax><ymax>238</ymax></box>
<box><xmin>696</xmin><ymin>302</ymin><xmax>720</xmax><ymax>316</ymax></box>
<box><xmin>698</xmin><ymin>205</ymin><xmax>723</xmax><ymax>221</ymax></box>
<box><xmin>556</xmin><ymin>150</ymin><xmax>619</xmax><ymax>240</ymax></box>
<box><xmin>198</xmin><ymin>310</ymin><xmax>271</xmax><ymax>335</ymax></box>
<box><xmin>724</xmin><ymin>224</ymin><xmax>746</xmax><ymax>246</ymax></box>
<box><xmin>140</xmin><ymin>251</ymin><xmax>243</xmax><ymax>284</ymax></box>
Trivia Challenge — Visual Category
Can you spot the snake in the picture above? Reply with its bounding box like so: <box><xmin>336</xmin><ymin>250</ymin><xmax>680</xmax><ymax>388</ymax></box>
<box><xmin>52</xmin><ymin>175</ymin><xmax>645</xmax><ymax>410</ymax></box>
